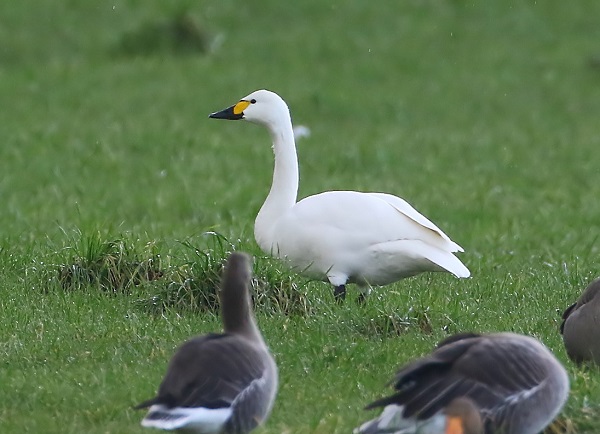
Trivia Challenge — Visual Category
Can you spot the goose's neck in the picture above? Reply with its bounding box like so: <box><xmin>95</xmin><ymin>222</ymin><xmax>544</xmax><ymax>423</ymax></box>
<box><xmin>255</xmin><ymin>117</ymin><xmax>299</xmax><ymax>250</ymax></box>
<box><xmin>221</xmin><ymin>287</ymin><xmax>262</xmax><ymax>342</ymax></box>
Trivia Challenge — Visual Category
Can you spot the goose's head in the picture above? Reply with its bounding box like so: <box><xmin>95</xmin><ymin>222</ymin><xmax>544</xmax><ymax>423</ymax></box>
<box><xmin>209</xmin><ymin>89</ymin><xmax>290</xmax><ymax>127</ymax></box>
<box><xmin>444</xmin><ymin>398</ymin><xmax>483</xmax><ymax>434</ymax></box>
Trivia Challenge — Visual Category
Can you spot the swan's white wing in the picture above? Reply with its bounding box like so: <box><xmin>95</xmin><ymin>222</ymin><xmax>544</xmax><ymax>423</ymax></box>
<box><xmin>368</xmin><ymin>192</ymin><xmax>464</xmax><ymax>252</ymax></box>
<box><xmin>263</xmin><ymin>190</ymin><xmax>470</xmax><ymax>284</ymax></box>
<box><xmin>289</xmin><ymin>191</ymin><xmax>461</xmax><ymax>254</ymax></box>
<box><xmin>370</xmin><ymin>240</ymin><xmax>470</xmax><ymax>279</ymax></box>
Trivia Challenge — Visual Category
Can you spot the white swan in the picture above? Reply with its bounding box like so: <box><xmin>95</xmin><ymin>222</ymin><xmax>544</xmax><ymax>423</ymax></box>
<box><xmin>209</xmin><ymin>90</ymin><xmax>470</xmax><ymax>300</ymax></box>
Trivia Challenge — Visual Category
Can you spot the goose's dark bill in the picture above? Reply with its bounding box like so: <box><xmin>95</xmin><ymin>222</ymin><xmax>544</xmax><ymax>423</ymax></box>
<box><xmin>360</xmin><ymin>333</ymin><xmax>568</xmax><ymax>434</ymax></box>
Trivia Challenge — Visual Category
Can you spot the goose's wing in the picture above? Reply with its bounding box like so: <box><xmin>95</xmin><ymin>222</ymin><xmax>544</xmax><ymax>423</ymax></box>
<box><xmin>560</xmin><ymin>302</ymin><xmax>577</xmax><ymax>334</ymax></box>
<box><xmin>136</xmin><ymin>333</ymin><xmax>269</xmax><ymax>410</ymax></box>
<box><xmin>366</xmin><ymin>335</ymin><xmax>546</xmax><ymax>420</ymax></box>
<box><xmin>575</xmin><ymin>278</ymin><xmax>600</xmax><ymax>307</ymax></box>
<box><xmin>561</xmin><ymin>279</ymin><xmax>600</xmax><ymax>333</ymax></box>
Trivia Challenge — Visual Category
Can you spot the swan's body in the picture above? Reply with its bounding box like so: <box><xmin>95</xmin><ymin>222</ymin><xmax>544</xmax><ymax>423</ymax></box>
<box><xmin>356</xmin><ymin>332</ymin><xmax>569</xmax><ymax>434</ymax></box>
<box><xmin>135</xmin><ymin>253</ymin><xmax>278</xmax><ymax>433</ymax></box>
<box><xmin>561</xmin><ymin>277</ymin><xmax>600</xmax><ymax>364</ymax></box>
<box><xmin>209</xmin><ymin>90</ymin><xmax>469</xmax><ymax>299</ymax></box>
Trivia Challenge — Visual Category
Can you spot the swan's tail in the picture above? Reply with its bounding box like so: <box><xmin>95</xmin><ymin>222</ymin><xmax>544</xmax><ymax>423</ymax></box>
<box><xmin>401</xmin><ymin>240</ymin><xmax>471</xmax><ymax>278</ymax></box>
<box><xmin>428</xmin><ymin>249</ymin><xmax>471</xmax><ymax>278</ymax></box>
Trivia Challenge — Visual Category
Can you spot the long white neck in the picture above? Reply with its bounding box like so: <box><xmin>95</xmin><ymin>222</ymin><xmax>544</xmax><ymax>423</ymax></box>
<box><xmin>254</xmin><ymin>112</ymin><xmax>299</xmax><ymax>252</ymax></box>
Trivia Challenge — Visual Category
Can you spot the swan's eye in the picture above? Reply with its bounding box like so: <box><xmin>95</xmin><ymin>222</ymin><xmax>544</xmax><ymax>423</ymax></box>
<box><xmin>250</xmin><ymin>99</ymin><xmax>256</xmax><ymax>104</ymax></box>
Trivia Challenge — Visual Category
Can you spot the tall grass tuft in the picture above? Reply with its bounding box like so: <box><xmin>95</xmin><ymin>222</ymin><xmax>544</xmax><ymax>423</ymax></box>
<box><xmin>140</xmin><ymin>232</ymin><xmax>234</xmax><ymax>313</ymax></box>
<box><xmin>57</xmin><ymin>231</ymin><xmax>162</xmax><ymax>294</ymax></box>
<box><xmin>251</xmin><ymin>255</ymin><xmax>313</xmax><ymax>316</ymax></box>
<box><xmin>130</xmin><ymin>232</ymin><xmax>311</xmax><ymax>315</ymax></box>
<box><xmin>53</xmin><ymin>230</ymin><xmax>312</xmax><ymax>315</ymax></box>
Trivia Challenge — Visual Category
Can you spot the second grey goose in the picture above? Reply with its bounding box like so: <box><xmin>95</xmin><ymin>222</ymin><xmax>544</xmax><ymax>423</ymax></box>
<box><xmin>356</xmin><ymin>332</ymin><xmax>569</xmax><ymax>434</ymax></box>
<box><xmin>135</xmin><ymin>252</ymin><xmax>278</xmax><ymax>433</ymax></box>
<box><xmin>561</xmin><ymin>277</ymin><xmax>600</xmax><ymax>364</ymax></box>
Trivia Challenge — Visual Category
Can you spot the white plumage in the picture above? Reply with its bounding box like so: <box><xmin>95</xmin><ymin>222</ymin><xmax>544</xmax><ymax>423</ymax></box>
<box><xmin>209</xmin><ymin>90</ymin><xmax>469</xmax><ymax>300</ymax></box>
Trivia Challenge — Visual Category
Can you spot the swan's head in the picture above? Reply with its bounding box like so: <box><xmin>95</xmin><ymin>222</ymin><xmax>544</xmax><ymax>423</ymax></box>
<box><xmin>209</xmin><ymin>89</ymin><xmax>290</xmax><ymax>127</ymax></box>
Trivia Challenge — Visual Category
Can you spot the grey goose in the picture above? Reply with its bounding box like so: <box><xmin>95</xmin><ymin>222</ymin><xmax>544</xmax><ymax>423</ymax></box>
<box><xmin>355</xmin><ymin>332</ymin><xmax>569</xmax><ymax>434</ymax></box>
<box><xmin>209</xmin><ymin>89</ymin><xmax>469</xmax><ymax>302</ymax></box>
<box><xmin>135</xmin><ymin>252</ymin><xmax>278</xmax><ymax>433</ymax></box>
<box><xmin>561</xmin><ymin>277</ymin><xmax>600</xmax><ymax>364</ymax></box>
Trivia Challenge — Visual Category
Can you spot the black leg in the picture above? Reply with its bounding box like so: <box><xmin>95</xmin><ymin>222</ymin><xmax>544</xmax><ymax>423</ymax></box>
<box><xmin>356</xmin><ymin>292</ymin><xmax>368</xmax><ymax>305</ymax></box>
<box><xmin>333</xmin><ymin>284</ymin><xmax>346</xmax><ymax>302</ymax></box>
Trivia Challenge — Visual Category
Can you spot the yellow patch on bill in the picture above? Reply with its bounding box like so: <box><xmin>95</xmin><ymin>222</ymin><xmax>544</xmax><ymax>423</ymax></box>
<box><xmin>233</xmin><ymin>100</ymin><xmax>250</xmax><ymax>115</ymax></box>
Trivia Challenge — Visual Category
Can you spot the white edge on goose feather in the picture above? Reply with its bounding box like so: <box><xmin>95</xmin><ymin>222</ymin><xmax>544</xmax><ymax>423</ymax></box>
<box><xmin>141</xmin><ymin>405</ymin><xmax>231</xmax><ymax>431</ymax></box>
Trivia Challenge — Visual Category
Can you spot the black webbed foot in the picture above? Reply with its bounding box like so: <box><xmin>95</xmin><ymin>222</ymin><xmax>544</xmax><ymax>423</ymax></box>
<box><xmin>333</xmin><ymin>284</ymin><xmax>346</xmax><ymax>302</ymax></box>
<box><xmin>356</xmin><ymin>292</ymin><xmax>368</xmax><ymax>305</ymax></box>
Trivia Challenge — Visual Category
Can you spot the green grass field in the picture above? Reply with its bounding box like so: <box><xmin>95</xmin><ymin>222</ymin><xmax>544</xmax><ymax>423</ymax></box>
<box><xmin>1</xmin><ymin>1</ymin><xmax>600</xmax><ymax>432</ymax></box>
